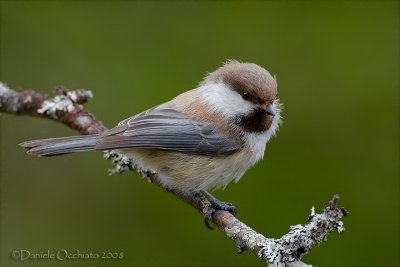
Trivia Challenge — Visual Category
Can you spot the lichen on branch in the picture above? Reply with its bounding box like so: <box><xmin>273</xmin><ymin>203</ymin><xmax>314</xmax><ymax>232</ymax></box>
<box><xmin>0</xmin><ymin>82</ymin><xmax>348</xmax><ymax>266</ymax></box>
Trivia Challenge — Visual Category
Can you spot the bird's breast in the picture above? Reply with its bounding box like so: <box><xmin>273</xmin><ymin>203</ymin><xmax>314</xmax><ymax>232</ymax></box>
<box><xmin>121</xmin><ymin>147</ymin><xmax>254</xmax><ymax>192</ymax></box>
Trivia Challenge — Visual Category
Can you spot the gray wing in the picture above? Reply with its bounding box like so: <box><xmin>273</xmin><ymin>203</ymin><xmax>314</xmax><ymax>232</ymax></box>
<box><xmin>95</xmin><ymin>103</ymin><xmax>243</xmax><ymax>156</ymax></box>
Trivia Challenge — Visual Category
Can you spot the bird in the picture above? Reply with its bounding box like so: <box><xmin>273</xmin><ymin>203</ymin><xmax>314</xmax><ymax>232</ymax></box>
<box><xmin>20</xmin><ymin>60</ymin><xmax>282</xmax><ymax>228</ymax></box>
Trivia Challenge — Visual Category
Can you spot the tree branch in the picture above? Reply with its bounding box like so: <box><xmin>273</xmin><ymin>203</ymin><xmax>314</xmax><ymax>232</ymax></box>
<box><xmin>0</xmin><ymin>82</ymin><xmax>106</xmax><ymax>134</ymax></box>
<box><xmin>0</xmin><ymin>82</ymin><xmax>348</xmax><ymax>266</ymax></box>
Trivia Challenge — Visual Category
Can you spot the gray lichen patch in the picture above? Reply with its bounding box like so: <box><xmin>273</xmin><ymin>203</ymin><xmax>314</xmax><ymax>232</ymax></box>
<box><xmin>66</xmin><ymin>90</ymin><xmax>93</xmax><ymax>104</ymax></box>
<box><xmin>35</xmin><ymin>88</ymin><xmax>93</xmax><ymax>119</ymax></box>
<box><xmin>225</xmin><ymin>223</ymin><xmax>242</xmax><ymax>239</ymax></box>
<box><xmin>258</xmin><ymin>203</ymin><xmax>347</xmax><ymax>265</ymax></box>
<box><xmin>0</xmin><ymin>82</ymin><xmax>19</xmax><ymax>113</ymax></box>
<box><xmin>104</xmin><ymin>150</ymin><xmax>156</xmax><ymax>182</ymax></box>
<box><xmin>38</xmin><ymin>95</ymin><xmax>80</xmax><ymax>119</ymax></box>
<box><xmin>76</xmin><ymin>115</ymin><xmax>93</xmax><ymax>127</ymax></box>
<box><xmin>197</xmin><ymin>193</ymin><xmax>212</xmax><ymax>214</ymax></box>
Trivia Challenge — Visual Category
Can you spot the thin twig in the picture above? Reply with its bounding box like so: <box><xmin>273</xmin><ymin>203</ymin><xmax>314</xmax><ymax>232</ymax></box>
<box><xmin>1</xmin><ymin>82</ymin><xmax>348</xmax><ymax>266</ymax></box>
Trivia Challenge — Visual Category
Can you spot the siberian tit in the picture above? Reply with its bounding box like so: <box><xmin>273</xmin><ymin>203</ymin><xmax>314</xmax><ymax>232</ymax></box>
<box><xmin>20</xmin><ymin>60</ymin><xmax>282</xmax><ymax>226</ymax></box>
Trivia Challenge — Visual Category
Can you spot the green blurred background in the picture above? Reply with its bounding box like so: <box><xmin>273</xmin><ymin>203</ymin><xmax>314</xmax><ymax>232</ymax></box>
<box><xmin>0</xmin><ymin>1</ymin><xmax>398</xmax><ymax>266</ymax></box>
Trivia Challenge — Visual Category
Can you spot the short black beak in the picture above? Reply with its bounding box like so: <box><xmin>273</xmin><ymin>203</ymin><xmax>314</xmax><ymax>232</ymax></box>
<box><xmin>261</xmin><ymin>107</ymin><xmax>275</xmax><ymax>116</ymax></box>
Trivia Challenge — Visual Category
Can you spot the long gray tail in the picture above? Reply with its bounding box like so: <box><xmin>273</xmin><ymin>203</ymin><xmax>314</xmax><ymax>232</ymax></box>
<box><xmin>19</xmin><ymin>135</ymin><xmax>101</xmax><ymax>157</ymax></box>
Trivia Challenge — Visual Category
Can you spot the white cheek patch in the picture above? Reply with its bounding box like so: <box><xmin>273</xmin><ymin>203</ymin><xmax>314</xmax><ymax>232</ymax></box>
<box><xmin>197</xmin><ymin>82</ymin><xmax>255</xmax><ymax>118</ymax></box>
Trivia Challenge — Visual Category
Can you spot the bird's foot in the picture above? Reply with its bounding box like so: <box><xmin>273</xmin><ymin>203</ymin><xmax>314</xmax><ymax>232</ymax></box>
<box><xmin>198</xmin><ymin>190</ymin><xmax>237</xmax><ymax>229</ymax></box>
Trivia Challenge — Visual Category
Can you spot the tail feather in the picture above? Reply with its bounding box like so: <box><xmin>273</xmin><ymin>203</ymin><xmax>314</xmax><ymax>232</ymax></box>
<box><xmin>20</xmin><ymin>135</ymin><xmax>101</xmax><ymax>157</ymax></box>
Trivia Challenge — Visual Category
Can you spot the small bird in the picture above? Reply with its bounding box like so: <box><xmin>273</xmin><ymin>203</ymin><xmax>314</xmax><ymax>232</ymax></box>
<box><xmin>20</xmin><ymin>60</ymin><xmax>282</xmax><ymax>227</ymax></box>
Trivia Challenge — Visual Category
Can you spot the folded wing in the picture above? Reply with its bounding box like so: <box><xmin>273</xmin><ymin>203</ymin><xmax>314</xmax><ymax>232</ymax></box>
<box><xmin>95</xmin><ymin>103</ymin><xmax>242</xmax><ymax>156</ymax></box>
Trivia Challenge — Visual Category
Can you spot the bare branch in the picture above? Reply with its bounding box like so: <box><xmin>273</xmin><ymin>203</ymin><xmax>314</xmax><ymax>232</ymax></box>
<box><xmin>1</xmin><ymin>82</ymin><xmax>348</xmax><ymax>266</ymax></box>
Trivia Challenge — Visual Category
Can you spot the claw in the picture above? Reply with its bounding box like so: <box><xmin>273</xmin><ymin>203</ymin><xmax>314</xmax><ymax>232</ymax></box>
<box><xmin>199</xmin><ymin>190</ymin><xmax>237</xmax><ymax>229</ymax></box>
<box><xmin>224</xmin><ymin>202</ymin><xmax>237</xmax><ymax>216</ymax></box>
<box><xmin>204</xmin><ymin>208</ymin><xmax>216</xmax><ymax>229</ymax></box>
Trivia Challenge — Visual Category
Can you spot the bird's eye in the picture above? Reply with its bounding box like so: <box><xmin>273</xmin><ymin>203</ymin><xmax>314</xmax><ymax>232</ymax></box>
<box><xmin>242</xmin><ymin>93</ymin><xmax>252</xmax><ymax>101</ymax></box>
